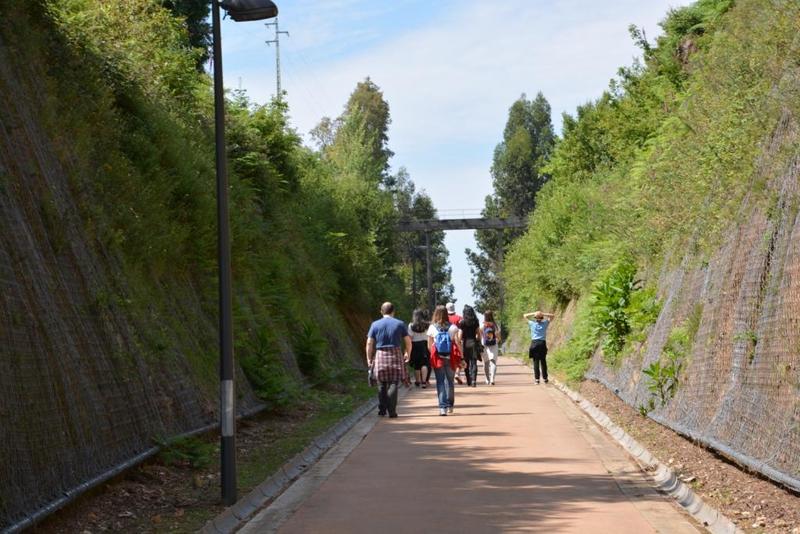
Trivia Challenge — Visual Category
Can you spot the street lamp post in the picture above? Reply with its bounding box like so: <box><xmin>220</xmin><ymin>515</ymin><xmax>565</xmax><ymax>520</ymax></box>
<box><xmin>212</xmin><ymin>0</ymin><xmax>278</xmax><ymax>506</ymax></box>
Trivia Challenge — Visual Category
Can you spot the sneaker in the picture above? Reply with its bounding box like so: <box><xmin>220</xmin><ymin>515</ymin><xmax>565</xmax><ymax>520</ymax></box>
<box><xmin>544</xmin><ymin>379</ymin><xmax>549</xmax><ymax>384</ymax></box>
<box><xmin>535</xmin><ymin>379</ymin><xmax>540</xmax><ymax>384</ymax></box>
<box><xmin>490</xmin><ymin>381</ymin><xmax>495</xmax><ymax>385</ymax></box>
<box><xmin>439</xmin><ymin>409</ymin><xmax>447</xmax><ymax>416</ymax></box>
<box><xmin>485</xmin><ymin>379</ymin><xmax>490</xmax><ymax>385</ymax></box>
<box><xmin>414</xmin><ymin>382</ymin><xmax>420</xmax><ymax>388</ymax></box>
<box><xmin>389</xmin><ymin>413</ymin><xmax>398</xmax><ymax>418</ymax></box>
<box><xmin>447</xmin><ymin>407</ymin><xmax>454</xmax><ymax>414</ymax></box>
<box><xmin>455</xmin><ymin>376</ymin><xmax>464</xmax><ymax>385</ymax></box>
<box><xmin>421</xmin><ymin>383</ymin><xmax>427</xmax><ymax>389</ymax></box>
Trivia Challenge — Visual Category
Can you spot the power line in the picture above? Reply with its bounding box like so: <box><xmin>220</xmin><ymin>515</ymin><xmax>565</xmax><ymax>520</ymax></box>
<box><xmin>265</xmin><ymin>18</ymin><xmax>289</xmax><ymax>100</ymax></box>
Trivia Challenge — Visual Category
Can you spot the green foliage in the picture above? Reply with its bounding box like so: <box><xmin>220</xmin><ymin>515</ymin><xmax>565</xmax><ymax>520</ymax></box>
<box><xmin>293</xmin><ymin>323</ymin><xmax>328</xmax><ymax>379</ymax></box>
<box><xmin>239</xmin><ymin>330</ymin><xmax>300</xmax><ymax>410</ymax></box>
<box><xmin>160</xmin><ymin>0</ymin><xmax>211</xmax><ymax>67</ymax></box>
<box><xmin>641</xmin><ymin>306</ymin><xmax>702</xmax><ymax>411</ymax></box>
<box><xmin>156</xmin><ymin>436</ymin><xmax>215</xmax><ymax>469</ymax></box>
<box><xmin>591</xmin><ymin>261</ymin><xmax>639</xmax><ymax>361</ymax></box>
<box><xmin>589</xmin><ymin>261</ymin><xmax>661</xmax><ymax>363</ymax></box>
<box><xmin>469</xmin><ymin>93</ymin><xmax>555</xmax><ymax>313</ymax></box>
<box><xmin>492</xmin><ymin>92</ymin><xmax>556</xmax><ymax>218</ymax></box>
<box><xmin>505</xmin><ymin>0</ymin><xmax>799</xmax><ymax>379</ymax></box>
<box><xmin>15</xmin><ymin>0</ymin><xmax>430</xmax><ymax>410</ymax></box>
<box><xmin>549</xmin><ymin>299</ymin><xmax>599</xmax><ymax>383</ymax></box>
<box><xmin>642</xmin><ymin>353</ymin><xmax>683</xmax><ymax>408</ymax></box>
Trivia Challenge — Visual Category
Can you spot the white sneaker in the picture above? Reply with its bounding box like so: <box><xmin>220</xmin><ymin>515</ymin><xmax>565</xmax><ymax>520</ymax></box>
<box><xmin>485</xmin><ymin>379</ymin><xmax>490</xmax><ymax>385</ymax></box>
<box><xmin>447</xmin><ymin>407</ymin><xmax>454</xmax><ymax>414</ymax></box>
<box><xmin>439</xmin><ymin>408</ymin><xmax>447</xmax><ymax>416</ymax></box>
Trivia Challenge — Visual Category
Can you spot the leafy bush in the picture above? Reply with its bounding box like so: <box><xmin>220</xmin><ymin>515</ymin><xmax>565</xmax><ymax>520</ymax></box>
<box><xmin>293</xmin><ymin>323</ymin><xmax>329</xmax><ymax>379</ymax></box>
<box><xmin>642</xmin><ymin>353</ymin><xmax>683</xmax><ymax>409</ymax></box>
<box><xmin>549</xmin><ymin>299</ymin><xmax>599</xmax><ymax>383</ymax></box>
<box><xmin>155</xmin><ymin>436</ymin><xmax>215</xmax><ymax>469</ymax></box>
<box><xmin>590</xmin><ymin>261</ymin><xmax>660</xmax><ymax>363</ymax></box>
<box><xmin>591</xmin><ymin>261</ymin><xmax>638</xmax><ymax>361</ymax></box>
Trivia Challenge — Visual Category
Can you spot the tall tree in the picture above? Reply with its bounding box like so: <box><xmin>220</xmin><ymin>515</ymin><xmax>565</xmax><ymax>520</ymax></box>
<box><xmin>161</xmin><ymin>0</ymin><xmax>211</xmax><ymax>68</ymax></box>
<box><xmin>312</xmin><ymin>79</ymin><xmax>452</xmax><ymax>308</ymax></box>
<box><xmin>491</xmin><ymin>92</ymin><xmax>555</xmax><ymax>218</ymax></box>
<box><xmin>319</xmin><ymin>78</ymin><xmax>394</xmax><ymax>186</ymax></box>
<box><xmin>467</xmin><ymin>92</ymin><xmax>555</xmax><ymax>313</ymax></box>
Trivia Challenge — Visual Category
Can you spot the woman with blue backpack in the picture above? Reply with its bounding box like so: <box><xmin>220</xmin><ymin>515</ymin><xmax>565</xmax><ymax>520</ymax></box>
<box><xmin>427</xmin><ymin>305</ymin><xmax>461</xmax><ymax>416</ymax></box>
<box><xmin>481</xmin><ymin>310</ymin><xmax>501</xmax><ymax>385</ymax></box>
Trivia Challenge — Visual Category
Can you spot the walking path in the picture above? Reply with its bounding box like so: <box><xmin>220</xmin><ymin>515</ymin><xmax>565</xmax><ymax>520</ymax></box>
<box><xmin>241</xmin><ymin>358</ymin><xmax>700</xmax><ymax>533</ymax></box>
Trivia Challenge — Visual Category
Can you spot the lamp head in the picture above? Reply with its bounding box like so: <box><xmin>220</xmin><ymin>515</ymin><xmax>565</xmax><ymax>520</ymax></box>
<box><xmin>220</xmin><ymin>0</ymin><xmax>278</xmax><ymax>22</ymax></box>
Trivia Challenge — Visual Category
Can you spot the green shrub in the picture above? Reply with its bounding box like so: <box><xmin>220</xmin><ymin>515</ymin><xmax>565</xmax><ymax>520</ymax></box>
<box><xmin>642</xmin><ymin>353</ymin><xmax>683</xmax><ymax>409</ymax></box>
<box><xmin>155</xmin><ymin>436</ymin><xmax>215</xmax><ymax>469</ymax></box>
<box><xmin>549</xmin><ymin>299</ymin><xmax>599</xmax><ymax>383</ymax></box>
<box><xmin>239</xmin><ymin>329</ymin><xmax>300</xmax><ymax>410</ymax></box>
<box><xmin>293</xmin><ymin>323</ymin><xmax>329</xmax><ymax>379</ymax></box>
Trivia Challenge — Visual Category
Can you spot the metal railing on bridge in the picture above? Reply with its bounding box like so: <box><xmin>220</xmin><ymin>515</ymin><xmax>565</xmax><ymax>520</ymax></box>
<box><xmin>396</xmin><ymin>212</ymin><xmax>528</xmax><ymax>232</ymax></box>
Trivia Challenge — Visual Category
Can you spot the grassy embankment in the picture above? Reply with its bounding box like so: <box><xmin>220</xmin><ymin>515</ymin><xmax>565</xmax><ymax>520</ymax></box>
<box><xmin>503</xmin><ymin>0</ymin><xmax>799</xmax><ymax>383</ymax></box>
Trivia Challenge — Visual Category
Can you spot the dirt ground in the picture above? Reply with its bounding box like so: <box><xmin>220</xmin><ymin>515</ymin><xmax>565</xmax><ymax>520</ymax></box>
<box><xmin>578</xmin><ymin>380</ymin><xmax>800</xmax><ymax>534</ymax></box>
<box><xmin>29</xmin><ymin>415</ymin><xmax>301</xmax><ymax>533</ymax></box>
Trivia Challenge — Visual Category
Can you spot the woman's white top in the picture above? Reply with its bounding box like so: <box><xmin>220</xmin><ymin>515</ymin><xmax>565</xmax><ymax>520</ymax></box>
<box><xmin>408</xmin><ymin>324</ymin><xmax>429</xmax><ymax>342</ymax></box>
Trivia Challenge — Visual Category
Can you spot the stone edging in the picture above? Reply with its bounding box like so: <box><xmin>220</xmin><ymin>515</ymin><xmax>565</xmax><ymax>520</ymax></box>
<box><xmin>200</xmin><ymin>396</ymin><xmax>379</xmax><ymax>534</ymax></box>
<box><xmin>554</xmin><ymin>381</ymin><xmax>742</xmax><ymax>534</ymax></box>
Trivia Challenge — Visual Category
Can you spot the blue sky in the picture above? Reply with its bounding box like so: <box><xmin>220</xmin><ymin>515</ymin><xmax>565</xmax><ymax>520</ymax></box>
<box><xmin>220</xmin><ymin>0</ymin><xmax>691</xmax><ymax>310</ymax></box>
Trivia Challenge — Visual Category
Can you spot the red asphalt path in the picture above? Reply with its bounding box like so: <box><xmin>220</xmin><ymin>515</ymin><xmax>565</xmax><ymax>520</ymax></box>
<box><xmin>243</xmin><ymin>357</ymin><xmax>699</xmax><ymax>533</ymax></box>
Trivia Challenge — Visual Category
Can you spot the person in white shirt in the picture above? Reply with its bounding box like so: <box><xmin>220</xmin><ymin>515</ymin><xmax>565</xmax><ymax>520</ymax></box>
<box><xmin>407</xmin><ymin>308</ymin><xmax>431</xmax><ymax>388</ymax></box>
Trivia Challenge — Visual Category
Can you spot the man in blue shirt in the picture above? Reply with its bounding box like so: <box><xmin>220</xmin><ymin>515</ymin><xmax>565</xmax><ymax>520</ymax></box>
<box><xmin>366</xmin><ymin>302</ymin><xmax>411</xmax><ymax>417</ymax></box>
<box><xmin>523</xmin><ymin>310</ymin><xmax>555</xmax><ymax>384</ymax></box>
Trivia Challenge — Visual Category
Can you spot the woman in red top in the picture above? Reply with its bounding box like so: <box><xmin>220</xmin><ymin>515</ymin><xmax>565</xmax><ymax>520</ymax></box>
<box><xmin>427</xmin><ymin>305</ymin><xmax>462</xmax><ymax>416</ymax></box>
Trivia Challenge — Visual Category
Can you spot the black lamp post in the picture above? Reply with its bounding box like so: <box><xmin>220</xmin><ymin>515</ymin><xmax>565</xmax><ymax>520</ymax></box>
<box><xmin>212</xmin><ymin>0</ymin><xmax>278</xmax><ymax>506</ymax></box>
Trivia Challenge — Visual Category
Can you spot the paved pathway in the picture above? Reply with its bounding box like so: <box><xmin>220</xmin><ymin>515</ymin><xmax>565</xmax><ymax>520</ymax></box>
<box><xmin>241</xmin><ymin>358</ymin><xmax>700</xmax><ymax>533</ymax></box>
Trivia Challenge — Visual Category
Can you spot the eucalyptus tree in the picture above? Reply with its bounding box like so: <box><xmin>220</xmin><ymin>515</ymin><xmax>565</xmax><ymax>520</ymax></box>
<box><xmin>467</xmin><ymin>92</ymin><xmax>555</xmax><ymax>313</ymax></box>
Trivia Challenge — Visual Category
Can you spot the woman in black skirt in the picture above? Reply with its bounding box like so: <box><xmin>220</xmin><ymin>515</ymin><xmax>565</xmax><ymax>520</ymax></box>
<box><xmin>408</xmin><ymin>308</ymin><xmax>431</xmax><ymax>387</ymax></box>
<box><xmin>523</xmin><ymin>310</ymin><xmax>555</xmax><ymax>384</ymax></box>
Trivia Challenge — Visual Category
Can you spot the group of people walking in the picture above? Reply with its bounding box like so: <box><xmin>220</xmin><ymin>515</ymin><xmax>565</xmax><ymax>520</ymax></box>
<box><xmin>365</xmin><ymin>301</ymin><xmax>501</xmax><ymax>417</ymax></box>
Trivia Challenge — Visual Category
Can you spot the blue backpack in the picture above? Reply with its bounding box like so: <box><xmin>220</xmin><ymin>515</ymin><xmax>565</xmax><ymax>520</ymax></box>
<box><xmin>434</xmin><ymin>325</ymin><xmax>451</xmax><ymax>358</ymax></box>
<box><xmin>483</xmin><ymin>324</ymin><xmax>497</xmax><ymax>346</ymax></box>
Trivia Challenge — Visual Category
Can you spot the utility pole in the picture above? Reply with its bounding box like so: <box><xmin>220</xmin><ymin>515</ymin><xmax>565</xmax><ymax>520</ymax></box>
<box><xmin>425</xmin><ymin>231</ymin><xmax>434</xmax><ymax>311</ymax></box>
<box><xmin>411</xmin><ymin>250</ymin><xmax>417</xmax><ymax>308</ymax></box>
<box><xmin>265</xmin><ymin>18</ymin><xmax>289</xmax><ymax>100</ymax></box>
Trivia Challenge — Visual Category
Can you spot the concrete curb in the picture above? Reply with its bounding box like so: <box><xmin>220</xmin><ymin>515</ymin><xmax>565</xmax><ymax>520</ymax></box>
<box><xmin>200</xmin><ymin>396</ymin><xmax>379</xmax><ymax>534</ymax></box>
<box><xmin>553</xmin><ymin>381</ymin><xmax>742</xmax><ymax>534</ymax></box>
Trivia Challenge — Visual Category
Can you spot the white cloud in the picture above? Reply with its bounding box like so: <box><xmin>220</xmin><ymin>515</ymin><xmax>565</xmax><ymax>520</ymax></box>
<box><xmin>223</xmin><ymin>0</ymin><xmax>691</xmax><ymax>306</ymax></box>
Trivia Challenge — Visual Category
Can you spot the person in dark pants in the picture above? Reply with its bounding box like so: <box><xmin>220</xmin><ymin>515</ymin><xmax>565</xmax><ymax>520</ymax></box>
<box><xmin>458</xmin><ymin>305</ymin><xmax>481</xmax><ymax>387</ymax></box>
<box><xmin>366</xmin><ymin>302</ymin><xmax>411</xmax><ymax>417</ymax></box>
<box><xmin>408</xmin><ymin>308</ymin><xmax>431</xmax><ymax>387</ymax></box>
<box><xmin>524</xmin><ymin>310</ymin><xmax>555</xmax><ymax>384</ymax></box>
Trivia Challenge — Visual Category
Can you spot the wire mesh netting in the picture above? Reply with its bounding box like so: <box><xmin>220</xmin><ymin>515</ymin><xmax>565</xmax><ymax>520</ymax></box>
<box><xmin>0</xmin><ymin>33</ymin><xmax>262</xmax><ymax>529</ymax></box>
<box><xmin>587</xmin><ymin>110</ymin><xmax>800</xmax><ymax>491</ymax></box>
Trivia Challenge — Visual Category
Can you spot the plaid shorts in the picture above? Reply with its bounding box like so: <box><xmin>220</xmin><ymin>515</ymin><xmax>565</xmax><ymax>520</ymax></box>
<box><xmin>374</xmin><ymin>346</ymin><xmax>408</xmax><ymax>383</ymax></box>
